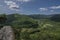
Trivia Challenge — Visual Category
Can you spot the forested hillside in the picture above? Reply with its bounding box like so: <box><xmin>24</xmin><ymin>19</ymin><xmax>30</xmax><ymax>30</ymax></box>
<box><xmin>0</xmin><ymin>14</ymin><xmax>60</xmax><ymax>40</ymax></box>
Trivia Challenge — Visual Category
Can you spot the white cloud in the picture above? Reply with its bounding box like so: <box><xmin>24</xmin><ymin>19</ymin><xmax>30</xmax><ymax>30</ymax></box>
<box><xmin>50</xmin><ymin>5</ymin><xmax>60</xmax><ymax>9</ymax></box>
<box><xmin>4</xmin><ymin>1</ymin><xmax>19</xmax><ymax>11</ymax></box>
<box><xmin>39</xmin><ymin>5</ymin><xmax>60</xmax><ymax>12</ymax></box>
<box><xmin>39</xmin><ymin>8</ymin><xmax>48</xmax><ymax>11</ymax></box>
<box><xmin>50</xmin><ymin>10</ymin><xmax>54</xmax><ymax>12</ymax></box>
<box><xmin>17</xmin><ymin>0</ymin><xmax>31</xmax><ymax>2</ymax></box>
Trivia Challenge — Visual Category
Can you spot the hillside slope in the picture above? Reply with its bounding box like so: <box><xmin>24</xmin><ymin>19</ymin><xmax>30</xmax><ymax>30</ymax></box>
<box><xmin>0</xmin><ymin>14</ymin><xmax>60</xmax><ymax>40</ymax></box>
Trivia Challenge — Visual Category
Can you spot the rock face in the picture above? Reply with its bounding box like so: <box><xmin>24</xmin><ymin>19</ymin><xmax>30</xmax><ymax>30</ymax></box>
<box><xmin>0</xmin><ymin>26</ymin><xmax>15</xmax><ymax>40</ymax></box>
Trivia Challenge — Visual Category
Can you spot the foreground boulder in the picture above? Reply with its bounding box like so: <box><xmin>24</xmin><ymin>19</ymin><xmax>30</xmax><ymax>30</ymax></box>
<box><xmin>0</xmin><ymin>26</ymin><xmax>15</xmax><ymax>40</ymax></box>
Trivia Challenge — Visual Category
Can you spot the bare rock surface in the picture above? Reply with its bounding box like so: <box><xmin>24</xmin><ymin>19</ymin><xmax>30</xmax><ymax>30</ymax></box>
<box><xmin>0</xmin><ymin>26</ymin><xmax>15</xmax><ymax>40</ymax></box>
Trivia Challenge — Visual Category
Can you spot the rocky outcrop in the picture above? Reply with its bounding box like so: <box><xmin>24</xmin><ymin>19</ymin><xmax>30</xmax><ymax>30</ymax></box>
<box><xmin>0</xmin><ymin>26</ymin><xmax>15</xmax><ymax>40</ymax></box>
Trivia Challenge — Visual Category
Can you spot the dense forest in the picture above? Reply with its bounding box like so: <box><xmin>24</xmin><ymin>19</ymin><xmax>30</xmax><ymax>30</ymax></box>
<box><xmin>0</xmin><ymin>14</ymin><xmax>60</xmax><ymax>40</ymax></box>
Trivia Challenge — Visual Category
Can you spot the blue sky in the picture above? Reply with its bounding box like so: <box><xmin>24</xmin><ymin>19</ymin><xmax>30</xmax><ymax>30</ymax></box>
<box><xmin>0</xmin><ymin>0</ymin><xmax>60</xmax><ymax>15</ymax></box>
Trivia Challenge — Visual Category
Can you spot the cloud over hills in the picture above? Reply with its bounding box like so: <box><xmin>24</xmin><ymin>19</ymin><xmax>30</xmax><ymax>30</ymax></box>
<box><xmin>4</xmin><ymin>1</ymin><xmax>20</xmax><ymax>11</ymax></box>
<box><xmin>39</xmin><ymin>8</ymin><xmax>48</xmax><ymax>11</ymax></box>
<box><xmin>50</xmin><ymin>5</ymin><xmax>60</xmax><ymax>9</ymax></box>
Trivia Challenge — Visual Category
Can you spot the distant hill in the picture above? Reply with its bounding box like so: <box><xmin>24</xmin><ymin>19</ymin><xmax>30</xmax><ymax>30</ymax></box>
<box><xmin>50</xmin><ymin>14</ymin><xmax>60</xmax><ymax>22</ymax></box>
<box><xmin>5</xmin><ymin>14</ymin><xmax>39</xmax><ymax>28</ymax></box>
<box><xmin>27</xmin><ymin>14</ymin><xmax>52</xmax><ymax>19</ymax></box>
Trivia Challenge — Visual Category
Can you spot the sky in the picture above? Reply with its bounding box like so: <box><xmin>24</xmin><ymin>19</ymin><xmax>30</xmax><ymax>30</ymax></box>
<box><xmin>0</xmin><ymin>0</ymin><xmax>60</xmax><ymax>15</ymax></box>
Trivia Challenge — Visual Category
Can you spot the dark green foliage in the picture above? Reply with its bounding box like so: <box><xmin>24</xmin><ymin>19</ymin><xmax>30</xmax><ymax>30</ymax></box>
<box><xmin>29</xmin><ymin>29</ymin><xmax>40</xmax><ymax>34</ymax></box>
<box><xmin>0</xmin><ymin>14</ymin><xmax>7</xmax><ymax>24</ymax></box>
<box><xmin>0</xmin><ymin>14</ymin><xmax>7</xmax><ymax>28</ymax></box>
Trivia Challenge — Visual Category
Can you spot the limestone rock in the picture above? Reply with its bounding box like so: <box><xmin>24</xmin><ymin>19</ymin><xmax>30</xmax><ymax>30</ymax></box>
<box><xmin>0</xmin><ymin>26</ymin><xmax>15</xmax><ymax>40</ymax></box>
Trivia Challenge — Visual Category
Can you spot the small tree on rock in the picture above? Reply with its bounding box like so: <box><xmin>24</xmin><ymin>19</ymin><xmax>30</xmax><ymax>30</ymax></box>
<box><xmin>0</xmin><ymin>14</ymin><xmax>7</xmax><ymax>28</ymax></box>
